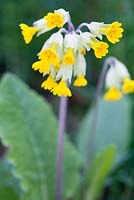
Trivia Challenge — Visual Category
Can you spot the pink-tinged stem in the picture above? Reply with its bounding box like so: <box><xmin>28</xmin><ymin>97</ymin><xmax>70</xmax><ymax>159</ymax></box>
<box><xmin>67</xmin><ymin>15</ymin><xmax>75</xmax><ymax>32</ymax></box>
<box><xmin>56</xmin><ymin>96</ymin><xmax>68</xmax><ymax>200</ymax></box>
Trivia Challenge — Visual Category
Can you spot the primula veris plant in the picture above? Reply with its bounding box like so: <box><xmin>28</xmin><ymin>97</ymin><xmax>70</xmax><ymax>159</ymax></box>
<box><xmin>20</xmin><ymin>8</ymin><xmax>124</xmax><ymax>97</ymax></box>
<box><xmin>104</xmin><ymin>58</ymin><xmax>134</xmax><ymax>101</ymax></box>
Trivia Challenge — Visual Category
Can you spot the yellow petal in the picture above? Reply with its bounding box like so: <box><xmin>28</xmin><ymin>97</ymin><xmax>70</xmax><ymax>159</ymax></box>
<box><xmin>39</xmin><ymin>48</ymin><xmax>59</xmax><ymax>66</ymax></box>
<box><xmin>41</xmin><ymin>76</ymin><xmax>57</xmax><ymax>90</ymax></box>
<box><xmin>74</xmin><ymin>75</ymin><xmax>87</xmax><ymax>87</ymax></box>
<box><xmin>44</xmin><ymin>12</ymin><xmax>64</xmax><ymax>28</ymax></box>
<box><xmin>122</xmin><ymin>78</ymin><xmax>134</xmax><ymax>94</ymax></box>
<box><xmin>63</xmin><ymin>48</ymin><xmax>75</xmax><ymax>65</ymax></box>
<box><xmin>92</xmin><ymin>42</ymin><xmax>109</xmax><ymax>59</ymax></box>
<box><xmin>19</xmin><ymin>23</ymin><xmax>37</xmax><ymax>44</ymax></box>
<box><xmin>32</xmin><ymin>60</ymin><xmax>50</xmax><ymax>74</ymax></box>
<box><xmin>104</xmin><ymin>87</ymin><xmax>122</xmax><ymax>101</ymax></box>
<box><xmin>105</xmin><ymin>21</ymin><xmax>124</xmax><ymax>44</ymax></box>
<box><xmin>52</xmin><ymin>81</ymin><xmax>72</xmax><ymax>97</ymax></box>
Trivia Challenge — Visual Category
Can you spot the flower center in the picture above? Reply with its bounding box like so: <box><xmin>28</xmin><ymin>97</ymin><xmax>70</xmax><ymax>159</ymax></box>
<box><xmin>44</xmin><ymin>12</ymin><xmax>64</xmax><ymax>28</ymax></box>
<box><xmin>80</xmin><ymin>48</ymin><xmax>86</xmax><ymax>55</ymax></box>
<box><xmin>39</xmin><ymin>43</ymin><xmax>59</xmax><ymax>66</ymax></box>
<box><xmin>105</xmin><ymin>22</ymin><xmax>124</xmax><ymax>44</ymax></box>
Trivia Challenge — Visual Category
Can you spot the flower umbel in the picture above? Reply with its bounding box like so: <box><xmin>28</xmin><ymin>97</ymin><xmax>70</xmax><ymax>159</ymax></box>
<box><xmin>20</xmin><ymin>8</ymin><xmax>124</xmax><ymax>97</ymax></box>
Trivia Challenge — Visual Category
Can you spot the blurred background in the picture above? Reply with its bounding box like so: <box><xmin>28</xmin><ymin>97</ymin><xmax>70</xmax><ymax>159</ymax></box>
<box><xmin>0</xmin><ymin>0</ymin><xmax>134</xmax><ymax>124</ymax></box>
<box><xmin>0</xmin><ymin>0</ymin><xmax>134</xmax><ymax>199</ymax></box>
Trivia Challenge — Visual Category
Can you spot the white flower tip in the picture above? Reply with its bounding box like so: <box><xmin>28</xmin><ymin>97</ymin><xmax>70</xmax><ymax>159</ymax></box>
<box><xmin>88</xmin><ymin>21</ymin><xmax>104</xmax><ymax>26</ymax></box>
<box><xmin>105</xmin><ymin>58</ymin><xmax>130</xmax><ymax>89</ymax></box>
<box><xmin>33</xmin><ymin>18</ymin><xmax>46</xmax><ymax>27</ymax></box>
<box><xmin>64</xmin><ymin>33</ymin><xmax>79</xmax><ymax>50</ymax></box>
<box><xmin>33</xmin><ymin>18</ymin><xmax>51</xmax><ymax>36</ymax></box>
<box><xmin>105</xmin><ymin>67</ymin><xmax>117</xmax><ymax>88</ymax></box>
<box><xmin>114</xmin><ymin>58</ymin><xmax>130</xmax><ymax>78</ymax></box>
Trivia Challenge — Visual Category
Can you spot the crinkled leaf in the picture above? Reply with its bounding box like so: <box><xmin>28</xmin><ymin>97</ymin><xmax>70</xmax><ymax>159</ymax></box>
<box><xmin>0</xmin><ymin>73</ymin><xmax>82</xmax><ymax>200</ymax></box>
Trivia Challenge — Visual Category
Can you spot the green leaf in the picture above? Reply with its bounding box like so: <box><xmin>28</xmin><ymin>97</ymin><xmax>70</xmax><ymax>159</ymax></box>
<box><xmin>0</xmin><ymin>73</ymin><xmax>82</xmax><ymax>200</ymax></box>
<box><xmin>85</xmin><ymin>145</ymin><xmax>116</xmax><ymax>200</ymax></box>
<box><xmin>0</xmin><ymin>159</ymin><xmax>22</xmax><ymax>200</ymax></box>
<box><xmin>77</xmin><ymin>97</ymin><xmax>132</xmax><ymax>162</ymax></box>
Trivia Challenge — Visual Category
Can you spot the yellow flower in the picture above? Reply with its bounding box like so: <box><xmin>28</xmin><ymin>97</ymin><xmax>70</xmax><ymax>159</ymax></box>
<box><xmin>74</xmin><ymin>75</ymin><xmax>88</xmax><ymax>87</ymax></box>
<box><xmin>32</xmin><ymin>60</ymin><xmax>50</xmax><ymax>74</ymax></box>
<box><xmin>52</xmin><ymin>81</ymin><xmax>72</xmax><ymax>97</ymax></box>
<box><xmin>104</xmin><ymin>87</ymin><xmax>122</xmax><ymax>101</ymax></box>
<box><xmin>39</xmin><ymin>46</ymin><xmax>59</xmax><ymax>66</ymax></box>
<box><xmin>92</xmin><ymin>42</ymin><xmax>109</xmax><ymax>59</ymax></box>
<box><xmin>41</xmin><ymin>76</ymin><xmax>57</xmax><ymax>90</ymax></box>
<box><xmin>19</xmin><ymin>23</ymin><xmax>37</xmax><ymax>44</ymax></box>
<box><xmin>105</xmin><ymin>22</ymin><xmax>124</xmax><ymax>44</ymax></box>
<box><xmin>44</xmin><ymin>12</ymin><xmax>64</xmax><ymax>28</ymax></box>
<box><xmin>63</xmin><ymin>48</ymin><xmax>75</xmax><ymax>65</ymax></box>
<box><xmin>122</xmin><ymin>78</ymin><xmax>134</xmax><ymax>94</ymax></box>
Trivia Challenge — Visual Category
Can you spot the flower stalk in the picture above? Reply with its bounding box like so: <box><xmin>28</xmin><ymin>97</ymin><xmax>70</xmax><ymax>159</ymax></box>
<box><xmin>67</xmin><ymin>15</ymin><xmax>75</xmax><ymax>32</ymax></box>
<box><xmin>88</xmin><ymin>57</ymin><xmax>115</xmax><ymax>164</ymax></box>
<box><xmin>88</xmin><ymin>55</ymin><xmax>134</xmax><ymax>164</ymax></box>
<box><xmin>56</xmin><ymin>96</ymin><xmax>68</xmax><ymax>200</ymax></box>
<box><xmin>76</xmin><ymin>22</ymin><xmax>89</xmax><ymax>32</ymax></box>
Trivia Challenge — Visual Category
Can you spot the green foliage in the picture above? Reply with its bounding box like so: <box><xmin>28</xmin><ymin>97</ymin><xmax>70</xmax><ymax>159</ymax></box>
<box><xmin>85</xmin><ymin>145</ymin><xmax>116</xmax><ymax>200</ymax></box>
<box><xmin>0</xmin><ymin>159</ymin><xmax>22</xmax><ymax>200</ymax></box>
<box><xmin>77</xmin><ymin>97</ymin><xmax>132</xmax><ymax>163</ymax></box>
<box><xmin>103</xmin><ymin>150</ymin><xmax>134</xmax><ymax>200</ymax></box>
<box><xmin>0</xmin><ymin>73</ymin><xmax>82</xmax><ymax>200</ymax></box>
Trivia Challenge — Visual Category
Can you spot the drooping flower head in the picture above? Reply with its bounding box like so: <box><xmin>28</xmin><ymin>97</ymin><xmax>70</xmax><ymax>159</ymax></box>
<box><xmin>20</xmin><ymin>8</ymin><xmax>69</xmax><ymax>44</ymax></box>
<box><xmin>104</xmin><ymin>58</ymin><xmax>134</xmax><ymax>101</ymax></box>
<box><xmin>20</xmin><ymin>8</ymin><xmax>124</xmax><ymax>97</ymax></box>
<box><xmin>86</xmin><ymin>21</ymin><xmax>124</xmax><ymax>44</ymax></box>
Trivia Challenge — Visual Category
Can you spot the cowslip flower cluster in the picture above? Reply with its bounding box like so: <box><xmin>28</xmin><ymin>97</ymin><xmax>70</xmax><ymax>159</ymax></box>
<box><xmin>20</xmin><ymin>8</ymin><xmax>124</xmax><ymax>97</ymax></box>
<box><xmin>104</xmin><ymin>58</ymin><xmax>134</xmax><ymax>101</ymax></box>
